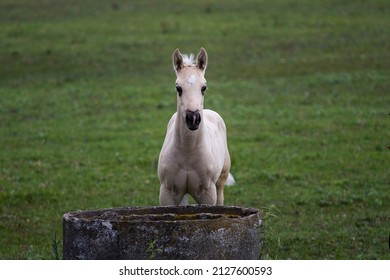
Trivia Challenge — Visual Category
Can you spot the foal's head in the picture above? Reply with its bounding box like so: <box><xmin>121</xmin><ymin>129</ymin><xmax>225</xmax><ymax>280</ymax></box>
<box><xmin>172</xmin><ymin>48</ymin><xmax>208</xmax><ymax>131</ymax></box>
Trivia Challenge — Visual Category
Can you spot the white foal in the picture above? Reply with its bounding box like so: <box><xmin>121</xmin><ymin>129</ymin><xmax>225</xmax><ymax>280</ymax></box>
<box><xmin>158</xmin><ymin>48</ymin><xmax>234</xmax><ymax>206</ymax></box>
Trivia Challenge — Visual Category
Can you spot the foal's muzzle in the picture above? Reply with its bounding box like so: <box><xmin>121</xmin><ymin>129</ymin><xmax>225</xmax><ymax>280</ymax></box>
<box><xmin>185</xmin><ymin>110</ymin><xmax>201</xmax><ymax>131</ymax></box>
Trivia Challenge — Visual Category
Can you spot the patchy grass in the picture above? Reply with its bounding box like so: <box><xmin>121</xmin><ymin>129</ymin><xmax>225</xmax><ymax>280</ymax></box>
<box><xmin>0</xmin><ymin>0</ymin><xmax>389</xmax><ymax>259</ymax></box>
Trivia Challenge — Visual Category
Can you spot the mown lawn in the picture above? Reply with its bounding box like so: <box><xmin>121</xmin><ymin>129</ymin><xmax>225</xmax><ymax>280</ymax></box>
<box><xmin>0</xmin><ymin>0</ymin><xmax>389</xmax><ymax>259</ymax></box>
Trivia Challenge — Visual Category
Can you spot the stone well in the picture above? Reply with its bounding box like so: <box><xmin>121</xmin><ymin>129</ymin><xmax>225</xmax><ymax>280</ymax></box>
<box><xmin>63</xmin><ymin>205</ymin><xmax>261</xmax><ymax>260</ymax></box>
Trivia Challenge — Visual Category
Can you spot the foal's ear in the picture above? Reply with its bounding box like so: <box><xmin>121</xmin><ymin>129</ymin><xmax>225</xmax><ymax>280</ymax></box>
<box><xmin>172</xmin><ymin>48</ymin><xmax>184</xmax><ymax>73</ymax></box>
<box><xmin>196</xmin><ymin>47</ymin><xmax>208</xmax><ymax>72</ymax></box>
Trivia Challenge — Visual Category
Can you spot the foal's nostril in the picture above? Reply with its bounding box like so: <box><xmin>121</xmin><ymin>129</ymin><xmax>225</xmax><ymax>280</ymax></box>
<box><xmin>185</xmin><ymin>110</ymin><xmax>201</xmax><ymax>130</ymax></box>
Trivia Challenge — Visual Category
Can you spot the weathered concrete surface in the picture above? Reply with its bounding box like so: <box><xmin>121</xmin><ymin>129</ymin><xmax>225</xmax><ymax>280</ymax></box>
<box><xmin>63</xmin><ymin>205</ymin><xmax>262</xmax><ymax>260</ymax></box>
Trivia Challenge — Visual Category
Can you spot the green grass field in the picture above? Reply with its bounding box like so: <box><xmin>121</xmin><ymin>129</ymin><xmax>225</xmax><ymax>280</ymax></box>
<box><xmin>1</xmin><ymin>0</ymin><xmax>389</xmax><ymax>259</ymax></box>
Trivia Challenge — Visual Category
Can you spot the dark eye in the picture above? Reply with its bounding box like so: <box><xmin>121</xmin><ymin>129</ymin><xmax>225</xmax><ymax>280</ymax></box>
<box><xmin>176</xmin><ymin>86</ymin><xmax>183</xmax><ymax>96</ymax></box>
<box><xmin>201</xmin><ymin>85</ymin><xmax>207</xmax><ymax>95</ymax></box>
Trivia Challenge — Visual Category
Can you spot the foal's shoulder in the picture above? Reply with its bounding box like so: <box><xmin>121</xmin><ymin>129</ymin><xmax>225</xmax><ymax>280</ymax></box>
<box><xmin>204</xmin><ymin>109</ymin><xmax>226</xmax><ymax>131</ymax></box>
<box><xmin>166</xmin><ymin>112</ymin><xmax>177</xmax><ymax>128</ymax></box>
<box><xmin>204</xmin><ymin>109</ymin><xmax>223</xmax><ymax>122</ymax></box>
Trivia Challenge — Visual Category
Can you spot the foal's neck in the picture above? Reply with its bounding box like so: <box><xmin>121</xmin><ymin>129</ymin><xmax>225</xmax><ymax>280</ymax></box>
<box><xmin>175</xmin><ymin>114</ymin><xmax>204</xmax><ymax>151</ymax></box>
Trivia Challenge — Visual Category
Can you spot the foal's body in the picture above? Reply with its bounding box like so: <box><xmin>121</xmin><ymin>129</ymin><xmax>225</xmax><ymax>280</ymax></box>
<box><xmin>159</xmin><ymin>109</ymin><xmax>230</xmax><ymax>205</ymax></box>
<box><xmin>158</xmin><ymin>48</ymin><xmax>233</xmax><ymax>206</ymax></box>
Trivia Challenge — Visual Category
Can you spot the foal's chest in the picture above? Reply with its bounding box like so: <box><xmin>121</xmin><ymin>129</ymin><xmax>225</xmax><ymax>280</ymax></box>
<box><xmin>173</xmin><ymin>153</ymin><xmax>216</xmax><ymax>188</ymax></box>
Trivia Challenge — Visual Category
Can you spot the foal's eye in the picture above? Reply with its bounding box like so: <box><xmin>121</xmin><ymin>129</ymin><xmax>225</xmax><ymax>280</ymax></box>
<box><xmin>201</xmin><ymin>85</ymin><xmax>207</xmax><ymax>95</ymax></box>
<box><xmin>176</xmin><ymin>86</ymin><xmax>183</xmax><ymax>96</ymax></box>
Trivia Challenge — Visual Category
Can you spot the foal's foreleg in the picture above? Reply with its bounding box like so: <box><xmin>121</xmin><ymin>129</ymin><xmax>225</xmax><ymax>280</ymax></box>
<box><xmin>159</xmin><ymin>184</ymin><xmax>186</xmax><ymax>206</ymax></box>
<box><xmin>191</xmin><ymin>183</ymin><xmax>217</xmax><ymax>205</ymax></box>
<box><xmin>216</xmin><ymin>179</ymin><xmax>226</xmax><ymax>205</ymax></box>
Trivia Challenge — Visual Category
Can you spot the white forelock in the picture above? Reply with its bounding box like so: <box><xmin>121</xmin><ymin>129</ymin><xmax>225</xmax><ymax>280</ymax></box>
<box><xmin>182</xmin><ymin>53</ymin><xmax>195</xmax><ymax>66</ymax></box>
